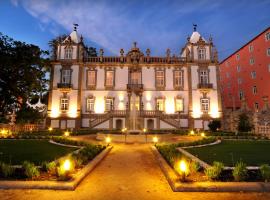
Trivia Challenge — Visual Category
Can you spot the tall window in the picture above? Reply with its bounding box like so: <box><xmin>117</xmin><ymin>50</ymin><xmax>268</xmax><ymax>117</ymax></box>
<box><xmin>267</xmin><ymin>48</ymin><xmax>270</xmax><ymax>56</ymax></box>
<box><xmin>156</xmin><ymin>99</ymin><xmax>164</xmax><ymax>111</ymax></box>
<box><xmin>238</xmin><ymin>78</ymin><xmax>242</xmax><ymax>84</ymax></box>
<box><xmin>236</xmin><ymin>54</ymin><xmax>240</xmax><ymax>60</ymax></box>
<box><xmin>198</xmin><ymin>48</ymin><xmax>206</xmax><ymax>60</ymax></box>
<box><xmin>105</xmin><ymin>98</ymin><xmax>114</xmax><ymax>111</ymax></box>
<box><xmin>268</xmin><ymin>64</ymin><xmax>270</xmax><ymax>72</ymax></box>
<box><xmin>60</xmin><ymin>97</ymin><xmax>69</xmax><ymax>111</ymax></box>
<box><xmin>199</xmin><ymin>69</ymin><xmax>208</xmax><ymax>84</ymax></box>
<box><xmin>174</xmin><ymin>70</ymin><xmax>183</xmax><ymax>88</ymax></box>
<box><xmin>239</xmin><ymin>91</ymin><xmax>244</xmax><ymax>100</ymax></box>
<box><xmin>156</xmin><ymin>70</ymin><xmax>165</xmax><ymax>88</ymax></box>
<box><xmin>175</xmin><ymin>99</ymin><xmax>184</xmax><ymax>112</ymax></box>
<box><xmin>105</xmin><ymin>71</ymin><xmax>114</xmax><ymax>87</ymax></box>
<box><xmin>252</xmin><ymin>86</ymin><xmax>257</xmax><ymax>95</ymax></box>
<box><xmin>254</xmin><ymin>102</ymin><xmax>259</xmax><ymax>110</ymax></box>
<box><xmin>266</xmin><ymin>32</ymin><xmax>270</xmax><ymax>41</ymax></box>
<box><xmin>200</xmin><ymin>98</ymin><xmax>209</xmax><ymax>112</ymax></box>
<box><xmin>64</xmin><ymin>47</ymin><xmax>73</xmax><ymax>59</ymax></box>
<box><xmin>86</xmin><ymin>98</ymin><xmax>95</xmax><ymax>112</ymax></box>
<box><xmin>250</xmin><ymin>58</ymin><xmax>255</xmax><ymax>65</ymax></box>
<box><xmin>130</xmin><ymin>71</ymin><xmax>141</xmax><ymax>84</ymax></box>
<box><xmin>61</xmin><ymin>69</ymin><xmax>71</xmax><ymax>84</ymax></box>
<box><xmin>251</xmin><ymin>71</ymin><xmax>256</xmax><ymax>79</ymax></box>
<box><xmin>87</xmin><ymin>70</ymin><xmax>96</xmax><ymax>87</ymax></box>
<box><xmin>237</xmin><ymin>65</ymin><xmax>241</xmax><ymax>72</ymax></box>
<box><xmin>249</xmin><ymin>44</ymin><xmax>254</xmax><ymax>52</ymax></box>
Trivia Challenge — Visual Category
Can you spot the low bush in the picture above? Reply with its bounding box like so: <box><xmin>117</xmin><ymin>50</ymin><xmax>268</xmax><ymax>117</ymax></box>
<box><xmin>233</xmin><ymin>161</ymin><xmax>247</xmax><ymax>181</ymax></box>
<box><xmin>208</xmin><ymin>120</ymin><xmax>221</xmax><ymax>132</ymax></box>
<box><xmin>22</xmin><ymin>161</ymin><xmax>40</xmax><ymax>179</ymax></box>
<box><xmin>156</xmin><ymin>144</ymin><xmax>182</xmax><ymax>167</ymax></box>
<box><xmin>51</xmin><ymin>136</ymin><xmax>87</xmax><ymax>146</ymax></box>
<box><xmin>260</xmin><ymin>164</ymin><xmax>270</xmax><ymax>182</ymax></box>
<box><xmin>190</xmin><ymin>161</ymin><xmax>201</xmax><ymax>173</ymax></box>
<box><xmin>0</xmin><ymin>162</ymin><xmax>14</xmax><ymax>178</ymax></box>
<box><xmin>175</xmin><ymin>136</ymin><xmax>216</xmax><ymax>148</ymax></box>
<box><xmin>204</xmin><ymin>161</ymin><xmax>224</xmax><ymax>180</ymax></box>
<box><xmin>41</xmin><ymin>161</ymin><xmax>56</xmax><ymax>174</ymax></box>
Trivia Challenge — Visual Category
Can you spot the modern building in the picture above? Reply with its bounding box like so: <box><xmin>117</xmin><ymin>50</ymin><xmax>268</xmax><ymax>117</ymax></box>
<box><xmin>46</xmin><ymin>26</ymin><xmax>222</xmax><ymax>130</ymax></box>
<box><xmin>220</xmin><ymin>27</ymin><xmax>270</xmax><ymax>110</ymax></box>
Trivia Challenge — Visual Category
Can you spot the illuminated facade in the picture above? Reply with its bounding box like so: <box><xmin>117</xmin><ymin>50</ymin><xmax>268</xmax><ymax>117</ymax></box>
<box><xmin>47</xmin><ymin>26</ymin><xmax>222</xmax><ymax>130</ymax></box>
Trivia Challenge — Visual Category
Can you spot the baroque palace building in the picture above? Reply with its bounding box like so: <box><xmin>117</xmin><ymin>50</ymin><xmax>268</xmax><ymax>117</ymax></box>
<box><xmin>46</xmin><ymin>25</ymin><xmax>222</xmax><ymax>130</ymax></box>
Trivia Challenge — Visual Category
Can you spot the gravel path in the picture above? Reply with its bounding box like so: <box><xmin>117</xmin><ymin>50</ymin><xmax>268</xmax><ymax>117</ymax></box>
<box><xmin>0</xmin><ymin>143</ymin><xmax>269</xmax><ymax>200</ymax></box>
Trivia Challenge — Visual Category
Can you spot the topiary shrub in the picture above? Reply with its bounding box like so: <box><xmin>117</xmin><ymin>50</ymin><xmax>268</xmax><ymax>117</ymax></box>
<box><xmin>208</xmin><ymin>120</ymin><xmax>221</xmax><ymax>132</ymax></box>
<box><xmin>233</xmin><ymin>161</ymin><xmax>247</xmax><ymax>181</ymax></box>
<box><xmin>260</xmin><ymin>164</ymin><xmax>270</xmax><ymax>182</ymax></box>
<box><xmin>22</xmin><ymin>161</ymin><xmax>40</xmax><ymax>179</ymax></box>
<box><xmin>204</xmin><ymin>161</ymin><xmax>224</xmax><ymax>180</ymax></box>
<box><xmin>0</xmin><ymin>162</ymin><xmax>14</xmax><ymax>178</ymax></box>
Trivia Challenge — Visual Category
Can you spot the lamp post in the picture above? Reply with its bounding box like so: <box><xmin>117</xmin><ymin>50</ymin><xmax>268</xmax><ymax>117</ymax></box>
<box><xmin>178</xmin><ymin>160</ymin><xmax>188</xmax><ymax>181</ymax></box>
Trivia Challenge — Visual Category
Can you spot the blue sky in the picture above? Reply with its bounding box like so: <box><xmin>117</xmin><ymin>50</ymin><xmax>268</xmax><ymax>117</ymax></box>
<box><xmin>0</xmin><ymin>0</ymin><xmax>269</xmax><ymax>60</ymax></box>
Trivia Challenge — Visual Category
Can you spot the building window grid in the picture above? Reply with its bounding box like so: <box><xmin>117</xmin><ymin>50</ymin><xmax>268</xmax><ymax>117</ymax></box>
<box><xmin>105</xmin><ymin>98</ymin><xmax>114</xmax><ymax>112</ymax></box>
<box><xmin>239</xmin><ymin>91</ymin><xmax>244</xmax><ymax>100</ymax></box>
<box><xmin>254</xmin><ymin>102</ymin><xmax>259</xmax><ymax>110</ymax></box>
<box><xmin>267</xmin><ymin>48</ymin><xmax>270</xmax><ymax>56</ymax></box>
<box><xmin>60</xmin><ymin>98</ymin><xmax>69</xmax><ymax>111</ymax></box>
<box><xmin>198</xmin><ymin>48</ymin><xmax>206</xmax><ymax>60</ymax></box>
<box><xmin>86</xmin><ymin>98</ymin><xmax>95</xmax><ymax>112</ymax></box>
<box><xmin>105</xmin><ymin>71</ymin><xmax>114</xmax><ymax>87</ymax></box>
<box><xmin>252</xmin><ymin>86</ymin><xmax>257</xmax><ymax>95</ymax></box>
<box><xmin>156</xmin><ymin>99</ymin><xmax>164</xmax><ymax>111</ymax></box>
<box><xmin>249</xmin><ymin>45</ymin><xmax>254</xmax><ymax>52</ymax></box>
<box><xmin>250</xmin><ymin>58</ymin><xmax>255</xmax><ymax>65</ymax></box>
<box><xmin>200</xmin><ymin>98</ymin><xmax>210</xmax><ymax>112</ymax></box>
<box><xmin>156</xmin><ymin>70</ymin><xmax>165</xmax><ymax>87</ymax></box>
<box><xmin>199</xmin><ymin>70</ymin><xmax>208</xmax><ymax>84</ymax></box>
<box><xmin>266</xmin><ymin>32</ymin><xmax>270</xmax><ymax>41</ymax></box>
<box><xmin>236</xmin><ymin>54</ymin><xmax>240</xmax><ymax>60</ymax></box>
<box><xmin>175</xmin><ymin>99</ymin><xmax>184</xmax><ymax>112</ymax></box>
<box><xmin>87</xmin><ymin>70</ymin><xmax>96</xmax><ymax>86</ymax></box>
<box><xmin>64</xmin><ymin>47</ymin><xmax>73</xmax><ymax>59</ymax></box>
<box><xmin>174</xmin><ymin>70</ymin><xmax>183</xmax><ymax>87</ymax></box>
<box><xmin>61</xmin><ymin>69</ymin><xmax>71</xmax><ymax>84</ymax></box>
<box><xmin>237</xmin><ymin>65</ymin><xmax>241</xmax><ymax>72</ymax></box>
<box><xmin>251</xmin><ymin>71</ymin><xmax>256</xmax><ymax>79</ymax></box>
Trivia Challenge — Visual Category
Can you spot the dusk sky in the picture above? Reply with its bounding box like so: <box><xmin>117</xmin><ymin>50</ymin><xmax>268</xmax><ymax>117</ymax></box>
<box><xmin>0</xmin><ymin>0</ymin><xmax>269</xmax><ymax>60</ymax></box>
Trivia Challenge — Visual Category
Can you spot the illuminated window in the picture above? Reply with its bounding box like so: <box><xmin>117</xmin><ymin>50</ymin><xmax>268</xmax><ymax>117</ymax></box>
<box><xmin>175</xmin><ymin>99</ymin><xmax>184</xmax><ymax>112</ymax></box>
<box><xmin>105</xmin><ymin>71</ymin><xmax>114</xmax><ymax>87</ymax></box>
<box><xmin>199</xmin><ymin>69</ymin><xmax>209</xmax><ymax>84</ymax></box>
<box><xmin>61</xmin><ymin>69</ymin><xmax>71</xmax><ymax>84</ymax></box>
<box><xmin>200</xmin><ymin>98</ymin><xmax>209</xmax><ymax>112</ymax></box>
<box><xmin>251</xmin><ymin>71</ymin><xmax>256</xmax><ymax>79</ymax></box>
<box><xmin>130</xmin><ymin>71</ymin><xmax>141</xmax><ymax>84</ymax></box>
<box><xmin>86</xmin><ymin>98</ymin><xmax>95</xmax><ymax>112</ymax></box>
<box><xmin>105</xmin><ymin>98</ymin><xmax>114</xmax><ymax>111</ymax></box>
<box><xmin>156</xmin><ymin>99</ymin><xmax>164</xmax><ymax>111</ymax></box>
<box><xmin>64</xmin><ymin>47</ymin><xmax>73</xmax><ymax>59</ymax></box>
<box><xmin>60</xmin><ymin>98</ymin><xmax>69</xmax><ymax>111</ymax></box>
<box><xmin>174</xmin><ymin>70</ymin><xmax>183</xmax><ymax>88</ymax></box>
<box><xmin>156</xmin><ymin>70</ymin><xmax>165</xmax><ymax>88</ymax></box>
<box><xmin>266</xmin><ymin>32</ymin><xmax>270</xmax><ymax>41</ymax></box>
<box><xmin>252</xmin><ymin>86</ymin><xmax>257</xmax><ymax>95</ymax></box>
<box><xmin>198</xmin><ymin>48</ymin><xmax>206</xmax><ymax>60</ymax></box>
<box><xmin>87</xmin><ymin>70</ymin><xmax>96</xmax><ymax>86</ymax></box>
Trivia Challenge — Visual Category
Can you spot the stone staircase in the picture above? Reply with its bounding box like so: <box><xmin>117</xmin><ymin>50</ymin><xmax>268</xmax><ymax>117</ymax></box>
<box><xmin>89</xmin><ymin>113</ymin><xmax>111</xmax><ymax>128</ymax></box>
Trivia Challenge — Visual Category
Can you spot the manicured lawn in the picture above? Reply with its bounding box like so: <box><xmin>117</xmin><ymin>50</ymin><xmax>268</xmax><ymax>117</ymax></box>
<box><xmin>0</xmin><ymin>139</ymin><xmax>78</xmax><ymax>165</ymax></box>
<box><xmin>186</xmin><ymin>140</ymin><xmax>270</xmax><ymax>166</ymax></box>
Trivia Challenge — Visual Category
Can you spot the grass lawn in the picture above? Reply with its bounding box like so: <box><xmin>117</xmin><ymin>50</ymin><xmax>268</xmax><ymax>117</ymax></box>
<box><xmin>0</xmin><ymin>139</ymin><xmax>78</xmax><ymax>165</ymax></box>
<box><xmin>186</xmin><ymin>140</ymin><xmax>270</xmax><ymax>166</ymax></box>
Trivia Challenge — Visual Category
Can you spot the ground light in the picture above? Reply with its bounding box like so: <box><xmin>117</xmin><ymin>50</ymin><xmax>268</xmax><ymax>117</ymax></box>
<box><xmin>201</xmin><ymin>132</ymin><xmax>205</xmax><ymax>137</ymax></box>
<box><xmin>63</xmin><ymin>159</ymin><xmax>72</xmax><ymax>171</ymax></box>
<box><xmin>190</xmin><ymin>130</ymin><xmax>195</xmax><ymax>135</ymax></box>
<box><xmin>64</xmin><ymin>131</ymin><xmax>70</xmax><ymax>137</ymax></box>
<box><xmin>178</xmin><ymin>160</ymin><xmax>189</xmax><ymax>181</ymax></box>
<box><xmin>105</xmin><ymin>136</ymin><xmax>111</xmax><ymax>145</ymax></box>
<box><xmin>143</xmin><ymin>128</ymin><xmax>147</xmax><ymax>133</ymax></box>
<box><xmin>48</xmin><ymin>127</ymin><xmax>53</xmax><ymax>132</ymax></box>
<box><xmin>152</xmin><ymin>136</ymin><xmax>158</xmax><ymax>144</ymax></box>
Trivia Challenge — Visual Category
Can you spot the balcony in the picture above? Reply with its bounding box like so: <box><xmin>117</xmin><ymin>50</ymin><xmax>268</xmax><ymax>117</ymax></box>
<box><xmin>57</xmin><ymin>83</ymin><xmax>73</xmax><ymax>89</ymax></box>
<box><xmin>127</xmin><ymin>84</ymin><xmax>144</xmax><ymax>93</ymax></box>
<box><xmin>197</xmin><ymin>83</ymin><xmax>213</xmax><ymax>89</ymax></box>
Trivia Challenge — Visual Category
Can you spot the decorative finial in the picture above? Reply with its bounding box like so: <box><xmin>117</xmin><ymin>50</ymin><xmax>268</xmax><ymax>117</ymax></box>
<box><xmin>73</xmin><ymin>23</ymin><xmax>79</xmax><ymax>31</ymax></box>
<box><xmin>133</xmin><ymin>42</ymin><xmax>137</xmax><ymax>48</ymax></box>
<box><xmin>193</xmin><ymin>24</ymin><xmax>197</xmax><ymax>32</ymax></box>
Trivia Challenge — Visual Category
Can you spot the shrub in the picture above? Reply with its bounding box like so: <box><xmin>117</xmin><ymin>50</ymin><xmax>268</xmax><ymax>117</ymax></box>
<box><xmin>176</xmin><ymin>136</ymin><xmax>216</xmax><ymax>148</ymax></box>
<box><xmin>204</xmin><ymin>161</ymin><xmax>224</xmax><ymax>180</ymax></box>
<box><xmin>233</xmin><ymin>161</ymin><xmax>247</xmax><ymax>181</ymax></box>
<box><xmin>260</xmin><ymin>164</ymin><xmax>270</xmax><ymax>182</ymax></box>
<box><xmin>237</xmin><ymin>113</ymin><xmax>253</xmax><ymax>132</ymax></box>
<box><xmin>190</xmin><ymin>161</ymin><xmax>201</xmax><ymax>173</ymax></box>
<box><xmin>156</xmin><ymin>144</ymin><xmax>181</xmax><ymax>167</ymax></box>
<box><xmin>22</xmin><ymin>161</ymin><xmax>40</xmax><ymax>179</ymax></box>
<box><xmin>41</xmin><ymin>161</ymin><xmax>56</xmax><ymax>174</ymax></box>
<box><xmin>0</xmin><ymin>162</ymin><xmax>14</xmax><ymax>178</ymax></box>
<box><xmin>208</xmin><ymin>120</ymin><xmax>221</xmax><ymax>132</ymax></box>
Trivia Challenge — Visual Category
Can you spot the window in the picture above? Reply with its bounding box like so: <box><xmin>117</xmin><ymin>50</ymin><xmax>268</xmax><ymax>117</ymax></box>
<box><xmin>198</xmin><ymin>48</ymin><xmax>206</xmax><ymax>60</ymax></box>
<box><xmin>239</xmin><ymin>91</ymin><xmax>244</xmax><ymax>100</ymax></box>
<box><xmin>64</xmin><ymin>47</ymin><xmax>73</xmax><ymax>59</ymax></box>
<box><xmin>61</xmin><ymin>69</ymin><xmax>71</xmax><ymax>84</ymax></box>
<box><xmin>130</xmin><ymin>71</ymin><xmax>141</xmax><ymax>84</ymax></box>
<box><xmin>251</xmin><ymin>71</ymin><xmax>256</xmax><ymax>79</ymax></box>
<box><xmin>105</xmin><ymin>98</ymin><xmax>114</xmax><ymax>111</ymax></box>
<box><xmin>249</xmin><ymin>44</ymin><xmax>254</xmax><ymax>52</ymax></box>
<box><xmin>252</xmin><ymin>86</ymin><xmax>257</xmax><ymax>95</ymax></box>
<box><xmin>200</xmin><ymin>98</ymin><xmax>209</xmax><ymax>112</ymax></box>
<box><xmin>238</xmin><ymin>78</ymin><xmax>242</xmax><ymax>84</ymax></box>
<box><xmin>199</xmin><ymin>69</ymin><xmax>208</xmax><ymax>84</ymax></box>
<box><xmin>174</xmin><ymin>70</ymin><xmax>183</xmax><ymax>88</ymax></box>
<box><xmin>60</xmin><ymin>98</ymin><xmax>69</xmax><ymax>111</ymax></box>
<box><xmin>250</xmin><ymin>58</ymin><xmax>255</xmax><ymax>65</ymax></box>
<box><xmin>266</xmin><ymin>32</ymin><xmax>270</xmax><ymax>41</ymax></box>
<box><xmin>267</xmin><ymin>48</ymin><xmax>270</xmax><ymax>56</ymax></box>
<box><xmin>236</xmin><ymin>54</ymin><xmax>240</xmax><ymax>60</ymax></box>
<box><xmin>254</xmin><ymin>102</ymin><xmax>259</xmax><ymax>110</ymax></box>
<box><xmin>105</xmin><ymin>71</ymin><xmax>114</xmax><ymax>87</ymax></box>
<box><xmin>156</xmin><ymin>70</ymin><xmax>165</xmax><ymax>88</ymax></box>
<box><xmin>87</xmin><ymin>70</ymin><xmax>96</xmax><ymax>87</ymax></box>
<box><xmin>86</xmin><ymin>98</ymin><xmax>95</xmax><ymax>112</ymax></box>
<box><xmin>156</xmin><ymin>99</ymin><xmax>164</xmax><ymax>111</ymax></box>
<box><xmin>237</xmin><ymin>65</ymin><xmax>241</xmax><ymax>72</ymax></box>
<box><xmin>175</xmin><ymin>99</ymin><xmax>184</xmax><ymax>112</ymax></box>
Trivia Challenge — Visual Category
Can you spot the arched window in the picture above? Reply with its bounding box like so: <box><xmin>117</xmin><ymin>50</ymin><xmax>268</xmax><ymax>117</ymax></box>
<box><xmin>198</xmin><ymin>48</ymin><xmax>206</xmax><ymax>60</ymax></box>
<box><xmin>64</xmin><ymin>47</ymin><xmax>73</xmax><ymax>59</ymax></box>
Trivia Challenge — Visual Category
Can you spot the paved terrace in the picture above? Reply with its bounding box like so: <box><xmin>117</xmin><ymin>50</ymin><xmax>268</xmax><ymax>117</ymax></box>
<box><xmin>0</xmin><ymin>137</ymin><xmax>269</xmax><ymax>200</ymax></box>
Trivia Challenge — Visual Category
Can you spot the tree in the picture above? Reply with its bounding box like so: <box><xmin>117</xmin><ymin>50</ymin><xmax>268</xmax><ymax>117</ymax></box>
<box><xmin>16</xmin><ymin>103</ymin><xmax>44</xmax><ymax>124</ymax></box>
<box><xmin>208</xmin><ymin>120</ymin><xmax>221</xmax><ymax>132</ymax></box>
<box><xmin>0</xmin><ymin>32</ymin><xmax>50</xmax><ymax>116</ymax></box>
<box><xmin>237</xmin><ymin>113</ymin><xmax>253</xmax><ymax>132</ymax></box>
